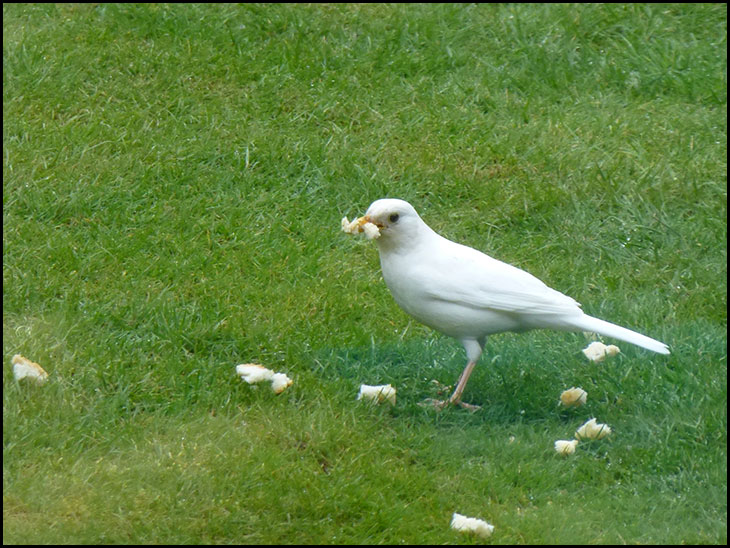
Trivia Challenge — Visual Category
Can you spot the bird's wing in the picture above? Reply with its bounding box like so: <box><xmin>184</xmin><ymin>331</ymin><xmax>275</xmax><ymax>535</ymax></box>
<box><xmin>418</xmin><ymin>241</ymin><xmax>583</xmax><ymax>317</ymax></box>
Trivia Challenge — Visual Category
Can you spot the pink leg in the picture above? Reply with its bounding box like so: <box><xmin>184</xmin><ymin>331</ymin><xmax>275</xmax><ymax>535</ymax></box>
<box><xmin>422</xmin><ymin>360</ymin><xmax>479</xmax><ymax>411</ymax></box>
<box><xmin>420</xmin><ymin>338</ymin><xmax>485</xmax><ymax>411</ymax></box>
<box><xmin>446</xmin><ymin>360</ymin><xmax>480</xmax><ymax>410</ymax></box>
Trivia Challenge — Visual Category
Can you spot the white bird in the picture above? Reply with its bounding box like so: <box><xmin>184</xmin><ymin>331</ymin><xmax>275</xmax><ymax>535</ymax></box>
<box><xmin>349</xmin><ymin>198</ymin><xmax>670</xmax><ymax>410</ymax></box>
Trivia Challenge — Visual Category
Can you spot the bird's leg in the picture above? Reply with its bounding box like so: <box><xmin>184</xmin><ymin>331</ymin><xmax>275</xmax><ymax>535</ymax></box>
<box><xmin>445</xmin><ymin>338</ymin><xmax>485</xmax><ymax>410</ymax></box>
<box><xmin>445</xmin><ymin>359</ymin><xmax>479</xmax><ymax>410</ymax></box>
<box><xmin>421</xmin><ymin>360</ymin><xmax>480</xmax><ymax>411</ymax></box>
<box><xmin>419</xmin><ymin>338</ymin><xmax>484</xmax><ymax>411</ymax></box>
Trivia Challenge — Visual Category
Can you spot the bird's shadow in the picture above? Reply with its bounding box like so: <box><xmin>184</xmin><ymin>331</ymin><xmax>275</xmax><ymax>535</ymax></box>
<box><xmin>309</xmin><ymin>331</ymin><xmax>624</xmax><ymax>427</ymax></box>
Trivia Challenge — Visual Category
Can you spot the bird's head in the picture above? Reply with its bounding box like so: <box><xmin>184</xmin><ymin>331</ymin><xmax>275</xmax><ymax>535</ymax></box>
<box><xmin>360</xmin><ymin>198</ymin><xmax>432</xmax><ymax>250</ymax></box>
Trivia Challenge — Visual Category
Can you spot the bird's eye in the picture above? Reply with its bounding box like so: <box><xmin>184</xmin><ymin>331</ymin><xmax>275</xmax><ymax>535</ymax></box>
<box><xmin>389</xmin><ymin>213</ymin><xmax>400</xmax><ymax>223</ymax></box>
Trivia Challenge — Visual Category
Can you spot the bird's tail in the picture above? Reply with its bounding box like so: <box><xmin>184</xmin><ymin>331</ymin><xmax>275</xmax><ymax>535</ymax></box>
<box><xmin>570</xmin><ymin>315</ymin><xmax>670</xmax><ymax>355</ymax></box>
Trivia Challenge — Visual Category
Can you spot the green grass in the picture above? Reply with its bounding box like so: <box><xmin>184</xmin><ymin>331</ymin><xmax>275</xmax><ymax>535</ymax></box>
<box><xmin>3</xmin><ymin>3</ymin><xmax>726</xmax><ymax>544</ymax></box>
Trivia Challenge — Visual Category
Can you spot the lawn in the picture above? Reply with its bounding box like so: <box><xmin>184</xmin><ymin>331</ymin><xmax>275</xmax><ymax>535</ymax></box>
<box><xmin>3</xmin><ymin>3</ymin><xmax>726</xmax><ymax>544</ymax></box>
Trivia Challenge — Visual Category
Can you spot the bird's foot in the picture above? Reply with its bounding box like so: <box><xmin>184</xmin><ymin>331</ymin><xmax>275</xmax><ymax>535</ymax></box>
<box><xmin>454</xmin><ymin>400</ymin><xmax>481</xmax><ymax>412</ymax></box>
<box><xmin>418</xmin><ymin>397</ymin><xmax>448</xmax><ymax>410</ymax></box>
<box><xmin>418</xmin><ymin>398</ymin><xmax>481</xmax><ymax>412</ymax></box>
<box><xmin>429</xmin><ymin>379</ymin><xmax>453</xmax><ymax>397</ymax></box>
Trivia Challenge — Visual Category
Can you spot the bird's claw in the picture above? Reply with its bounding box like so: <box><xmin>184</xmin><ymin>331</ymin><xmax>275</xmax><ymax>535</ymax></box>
<box><xmin>418</xmin><ymin>398</ymin><xmax>481</xmax><ymax>412</ymax></box>
<box><xmin>455</xmin><ymin>400</ymin><xmax>481</xmax><ymax>412</ymax></box>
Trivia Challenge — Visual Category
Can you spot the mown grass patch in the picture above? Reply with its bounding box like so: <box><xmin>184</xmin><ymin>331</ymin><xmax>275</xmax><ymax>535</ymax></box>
<box><xmin>4</xmin><ymin>3</ymin><xmax>726</xmax><ymax>544</ymax></box>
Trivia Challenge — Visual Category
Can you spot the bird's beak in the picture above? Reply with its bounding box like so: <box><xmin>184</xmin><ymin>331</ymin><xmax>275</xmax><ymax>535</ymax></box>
<box><xmin>360</xmin><ymin>215</ymin><xmax>384</xmax><ymax>229</ymax></box>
